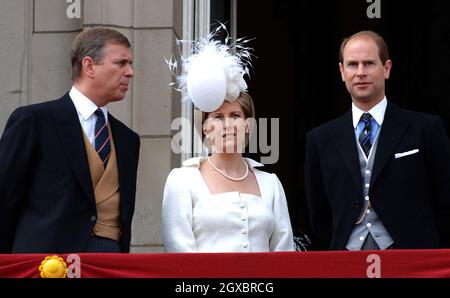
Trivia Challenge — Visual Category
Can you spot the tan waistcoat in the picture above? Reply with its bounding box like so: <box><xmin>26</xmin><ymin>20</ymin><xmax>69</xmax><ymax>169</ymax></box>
<box><xmin>82</xmin><ymin>125</ymin><xmax>121</xmax><ymax>241</ymax></box>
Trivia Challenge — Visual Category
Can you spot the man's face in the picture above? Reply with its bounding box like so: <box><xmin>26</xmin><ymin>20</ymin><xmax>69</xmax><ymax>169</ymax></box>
<box><xmin>339</xmin><ymin>37</ymin><xmax>391</xmax><ymax>106</ymax></box>
<box><xmin>93</xmin><ymin>43</ymin><xmax>134</xmax><ymax>104</ymax></box>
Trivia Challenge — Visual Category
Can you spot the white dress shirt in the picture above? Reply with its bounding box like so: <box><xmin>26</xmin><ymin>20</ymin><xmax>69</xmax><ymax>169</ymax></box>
<box><xmin>69</xmin><ymin>86</ymin><xmax>108</xmax><ymax>146</ymax></box>
<box><xmin>352</xmin><ymin>97</ymin><xmax>387</xmax><ymax>134</ymax></box>
<box><xmin>352</xmin><ymin>97</ymin><xmax>387</xmax><ymax>160</ymax></box>
<box><xmin>162</xmin><ymin>157</ymin><xmax>295</xmax><ymax>252</ymax></box>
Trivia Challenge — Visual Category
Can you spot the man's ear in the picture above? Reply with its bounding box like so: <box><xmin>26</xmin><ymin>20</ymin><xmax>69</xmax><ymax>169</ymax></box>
<box><xmin>384</xmin><ymin>59</ymin><xmax>392</xmax><ymax>79</ymax></box>
<box><xmin>81</xmin><ymin>56</ymin><xmax>96</xmax><ymax>79</ymax></box>
<box><xmin>339</xmin><ymin>62</ymin><xmax>345</xmax><ymax>82</ymax></box>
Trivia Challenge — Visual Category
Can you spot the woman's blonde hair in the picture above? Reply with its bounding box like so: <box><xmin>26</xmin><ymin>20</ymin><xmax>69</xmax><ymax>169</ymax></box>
<box><xmin>202</xmin><ymin>91</ymin><xmax>255</xmax><ymax>122</ymax></box>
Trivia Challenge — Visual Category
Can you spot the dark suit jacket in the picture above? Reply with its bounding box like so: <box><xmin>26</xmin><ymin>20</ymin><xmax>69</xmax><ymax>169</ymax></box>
<box><xmin>0</xmin><ymin>93</ymin><xmax>140</xmax><ymax>253</ymax></box>
<box><xmin>305</xmin><ymin>102</ymin><xmax>450</xmax><ymax>250</ymax></box>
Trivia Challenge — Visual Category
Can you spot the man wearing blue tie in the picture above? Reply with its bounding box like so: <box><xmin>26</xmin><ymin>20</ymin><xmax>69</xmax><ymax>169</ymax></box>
<box><xmin>0</xmin><ymin>28</ymin><xmax>140</xmax><ymax>253</ymax></box>
<box><xmin>305</xmin><ymin>30</ymin><xmax>450</xmax><ymax>250</ymax></box>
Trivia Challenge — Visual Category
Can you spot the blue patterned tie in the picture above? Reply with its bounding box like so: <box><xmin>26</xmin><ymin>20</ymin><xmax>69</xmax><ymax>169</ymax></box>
<box><xmin>94</xmin><ymin>109</ymin><xmax>111</xmax><ymax>168</ymax></box>
<box><xmin>359</xmin><ymin>113</ymin><xmax>373</xmax><ymax>157</ymax></box>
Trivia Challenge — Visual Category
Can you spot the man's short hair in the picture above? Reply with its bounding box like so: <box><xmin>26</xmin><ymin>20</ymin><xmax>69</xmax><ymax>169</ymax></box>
<box><xmin>71</xmin><ymin>28</ymin><xmax>131</xmax><ymax>80</ymax></box>
<box><xmin>339</xmin><ymin>30</ymin><xmax>390</xmax><ymax>65</ymax></box>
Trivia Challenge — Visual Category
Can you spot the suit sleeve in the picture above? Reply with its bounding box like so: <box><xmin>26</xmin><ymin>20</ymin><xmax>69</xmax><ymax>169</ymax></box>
<box><xmin>304</xmin><ymin>131</ymin><xmax>332</xmax><ymax>249</ymax></box>
<box><xmin>425</xmin><ymin>117</ymin><xmax>450</xmax><ymax>247</ymax></box>
<box><xmin>269</xmin><ymin>174</ymin><xmax>295</xmax><ymax>251</ymax></box>
<box><xmin>0</xmin><ymin>107</ymin><xmax>37</xmax><ymax>253</ymax></box>
<box><xmin>162</xmin><ymin>168</ymin><xmax>197</xmax><ymax>252</ymax></box>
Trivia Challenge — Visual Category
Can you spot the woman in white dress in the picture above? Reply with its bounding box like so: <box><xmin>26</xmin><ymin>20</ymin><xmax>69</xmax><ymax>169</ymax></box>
<box><xmin>162</xmin><ymin>91</ymin><xmax>295</xmax><ymax>252</ymax></box>
<box><xmin>162</xmin><ymin>26</ymin><xmax>294</xmax><ymax>252</ymax></box>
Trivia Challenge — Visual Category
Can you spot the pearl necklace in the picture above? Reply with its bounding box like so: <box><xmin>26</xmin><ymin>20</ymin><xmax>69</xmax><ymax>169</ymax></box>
<box><xmin>207</xmin><ymin>157</ymin><xmax>249</xmax><ymax>181</ymax></box>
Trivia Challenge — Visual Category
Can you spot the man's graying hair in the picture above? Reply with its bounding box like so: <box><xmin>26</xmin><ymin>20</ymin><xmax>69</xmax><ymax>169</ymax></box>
<box><xmin>71</xmin><ymin>28</ymin><xmax>131</xmax><ymax>80</ymax></box>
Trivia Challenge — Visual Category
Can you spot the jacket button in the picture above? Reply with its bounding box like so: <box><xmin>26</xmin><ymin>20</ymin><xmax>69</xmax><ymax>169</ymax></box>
<box><xmin>91</xmin><ymin>216</ymin><xmax>97</xmax><ymax>221</ymax></box>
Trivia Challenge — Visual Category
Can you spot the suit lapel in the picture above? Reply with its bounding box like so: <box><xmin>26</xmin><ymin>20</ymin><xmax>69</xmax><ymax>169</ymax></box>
<box><xmin>329</xmin><ymin>111</ymin><xmax>362</xmax><ymax>195</ymax></box>
<box><xmin>108</xmin><ymin>115</ymin><xmax>131</xmax><ymax>222</ymax></box>
<box><xmin>50</xmin><ymin>93</ymin><xmax>95</xmax><ymax>205</ymax></box>
<box><xmin>371</xmin><ymin>102</ymin><xmax>410</xmax><ymax>185</ymax></box>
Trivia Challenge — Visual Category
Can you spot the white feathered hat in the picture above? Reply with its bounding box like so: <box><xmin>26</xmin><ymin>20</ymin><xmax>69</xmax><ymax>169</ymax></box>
<box><xmin>167</xmin><ymin>24</ymin><xmax>253</xmax><ymax>112</ymax></box>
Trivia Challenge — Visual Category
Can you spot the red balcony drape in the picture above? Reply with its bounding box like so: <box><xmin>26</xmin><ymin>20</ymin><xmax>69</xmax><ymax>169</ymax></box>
<box><xmin>1</xmin><ymin>249</ymin><xmax>450</xmax><ymax>278</ymax></box>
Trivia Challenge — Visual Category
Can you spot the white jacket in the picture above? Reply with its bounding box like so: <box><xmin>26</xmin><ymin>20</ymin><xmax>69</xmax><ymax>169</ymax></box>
<box><xmin>162</xmin><ymin>157</ymin><xmax>295</xmax><ymax>252</ymax></box>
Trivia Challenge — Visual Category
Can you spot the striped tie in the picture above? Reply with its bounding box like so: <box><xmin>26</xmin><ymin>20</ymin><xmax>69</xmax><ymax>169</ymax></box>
<box><xmin>94</xmin><ymin>109</ymin><xmax>111</xmax><ymax>168</ymax></box>
<box><xmin>359</xmin><ymin>113</ymin><xmax>373</xmax><ymax>157</ymax></box>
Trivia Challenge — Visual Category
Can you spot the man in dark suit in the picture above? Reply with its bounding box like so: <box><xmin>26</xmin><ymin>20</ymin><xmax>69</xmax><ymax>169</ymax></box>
<box><xmin>305</xmin><ymin>30</ymin><xmax>450</xmax><ymax>250</ymax></box>
<box><xmin>0</xmin><ymin>28</ymin><xmax>140</xmax><ymax>253</ymax></box>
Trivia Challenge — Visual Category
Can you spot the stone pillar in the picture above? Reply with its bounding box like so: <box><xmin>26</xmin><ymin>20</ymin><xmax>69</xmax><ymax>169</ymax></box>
<box><xmin>32</xmin><ymin>0</ymin><xmax>83</xmax><ymax>103</ymax></box>
<box><xmin>130</xmin><ymin>0</ymin><xmax>183</xmax><ymax>253</ymax></box>
<box><xmin>0</xmin><ymin>0</ymin><xmax>31</xmax><ymax>129</ymax></box>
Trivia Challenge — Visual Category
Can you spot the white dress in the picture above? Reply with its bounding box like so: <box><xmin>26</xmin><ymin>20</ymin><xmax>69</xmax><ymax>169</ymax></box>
<box><xmin>162</xmin><ymin>157</ymin><xmax>295</xmax><ymax>252</ymax></box>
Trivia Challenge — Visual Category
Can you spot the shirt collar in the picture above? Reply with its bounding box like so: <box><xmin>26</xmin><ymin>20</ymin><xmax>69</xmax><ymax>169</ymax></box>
<box><xmin>352</xmin><ymin>96</ymin><xmax>387</xmax><ymax>128</ymax></box>
<box><xmin>69</xmin><ymin>86</ymin><xmax>108</xmax><ymax>122</ymax></box>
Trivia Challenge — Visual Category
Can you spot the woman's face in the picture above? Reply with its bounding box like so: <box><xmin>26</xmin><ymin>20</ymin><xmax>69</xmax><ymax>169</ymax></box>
<box><xmin>203</xmin><ymin>101</ymin><xmax>249</xmax><ymax>154</ymax></box>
